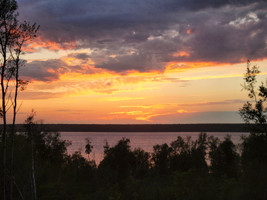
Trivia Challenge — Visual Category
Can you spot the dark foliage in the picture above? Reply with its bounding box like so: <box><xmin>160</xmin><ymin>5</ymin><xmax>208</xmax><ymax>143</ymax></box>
<box><xmin>1</xmin><ymin>127</ymin><xmax>266</xmax><ymax>200</ymax></box>
<box><xmin>209</xmin><ymin>135</ymin><xmax>240</xmax><ymax>178</ymax></box>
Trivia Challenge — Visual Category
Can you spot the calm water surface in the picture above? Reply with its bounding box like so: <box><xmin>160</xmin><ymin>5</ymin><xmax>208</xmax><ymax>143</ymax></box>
<box><xmin>61</xmin><ymin>132</ymin><xmax>249</xmax><ymax>164</ymax></box>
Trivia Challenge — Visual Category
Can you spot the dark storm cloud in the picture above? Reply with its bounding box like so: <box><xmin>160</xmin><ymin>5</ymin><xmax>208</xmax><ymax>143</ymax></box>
<box><xmin>21</xmin><ymin>54</ymin><xmax>95</xmax><ymax>81</ymax></box>
<box><xmin>170</xmin><ymin>6</ymin><xmax>267</xmax><ymax>63</ymax></box>
<box><xmin>17</xmin><ymin>0</ymin><xmax>267</xmax><ymax>73</ymax></box>
<box><xmin>96</xmin><ymin>53</ymin><xmax>164</xmax><ymax>72</ymax></box>
<box><xmin>68</xmin><ymin>53</ymin><xmax>91</xmax><ymax>60</ymax></box>
<box><xmin>20</xmin><ymin>59</ymin><xmax>68</xmax><ymax>81</ymax></box>
<box><xmin>164</xmin><ymin>0</ymin><xmax>266</xmax><ymax>11</ymax></box>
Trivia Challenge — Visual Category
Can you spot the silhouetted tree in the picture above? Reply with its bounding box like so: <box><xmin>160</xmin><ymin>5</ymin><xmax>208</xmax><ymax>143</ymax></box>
<box><xmin>0</xmin><ymin>1</ymin><xmax>18</xmax><ymax>198</ymax></box>
<box><xmin>24</xmin><ymin>112</ymin><xmax>37</xmax><ymax>200</ymax></box>
<box><xmin>190</xmin><ymin>132</ymin><xmax>209</xmax><ymax>173</ymax></box>
<box><xmin>152</xmin><ymin>143</ymin><xmax>172</xmax><ymax>173</ymax></box>
<box><xmin>0</xmin><ymin>1</ymin><xmax>39</xmax><ymax>199</ymax></box>
<box><xmin>99</xmin><ymin>138</ymin><xmax>135</xmax><ymax>183</ymax></box>
<box><xmin>239</xmin><ymin>61</ymin><xmax>267</xmax><ymax>199</ymax></box>
<box><xmin>9</xmin><ymin>21</ymin><xmax>38</xmax><ymax>200</ymax></box>
<box><xmin>209</xmin><ymin>135</ymin><xmax>240</xmax><ymax>177</ymax></box>
<box><xmin>169</xmin><ymin>133</ymin><xmax>209</xmax><ymax>173</ymax></box>
<box><xmin>85</xmin><ymin>138</ymin><xmax>93</xmax><ymax>160</ymax></box>
<box><xmin>170</xmin><ymin>136</ymin><xmax>192</xmax><ymax>172</ymax></box>
<box><xmin>239</xmin><ymin>60</ymin><xmax>267</xmax><ymax>133</ymax></box>
<box><xmin>132</xmin><ymin>148</ymin><xmax>150</xmax><ymax>178</ymax></box>
<box><xmin>240</xmin><ymin>132</ymin><xmax>267</xmax><ymax>200</ymax></box>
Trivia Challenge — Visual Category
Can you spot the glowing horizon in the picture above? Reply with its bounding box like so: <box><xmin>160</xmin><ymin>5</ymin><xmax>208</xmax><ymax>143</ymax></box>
<box><xmin>12</xmin><ymin>57</ymin><xmax>267</xmax><ymax>124</ymax></box>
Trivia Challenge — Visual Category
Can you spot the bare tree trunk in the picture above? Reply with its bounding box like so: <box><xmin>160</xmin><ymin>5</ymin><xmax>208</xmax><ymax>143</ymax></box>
<box><xmin>14</xmin><ymin>180</ymin><xmax>24</xmax><ymax>200</ymax></box>
<box><xmin>30</xmin><ymin>125</ymin><xmax>37</xmax><ymax>200</ymax></box>
<box><xmin>9</xmin><ymin>21</ymin><xmax>38</xmax><ymax>200</ymax></box>
<box><xmin>1</xmin><ymin>49</ymin><xmax>7</xmax><ymax>200</ymax></box>
<box><xmin>10</xmin><ymin>60</ymin><xmax>19</xmax><ymax>200</ymax></box>
<box><xmin>1</xmin><ymin>11</ymin><xmax>12</xmax><ymax>200</ymax></box>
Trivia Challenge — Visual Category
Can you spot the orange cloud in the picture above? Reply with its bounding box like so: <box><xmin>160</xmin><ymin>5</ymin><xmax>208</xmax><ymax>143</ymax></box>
<box><xmin>173</xmin><ymin>51</ymin><xmax>190</xmax><ymax>57</ymax></box>
<box><xmin>108</xmin><ymin>110</ymin><xmax>161</xmax><ymax>122</ymax></box>
<box><xmin>47</xmin><ymin>68</ymin><xmax>56</xmax><ymax>73</ymax></box>
<box><xmin>120</xmin><ymin>105</ymin><xmax>162</xmax><ymax>109</ymax></box>
<box><xmin>186</xmin><ymin>29</ymin><xmax>191</xmax><ymax>34</ymax></box>
<box><xmin>177</xmin><ymin>109</ymin><xmax>190</xmax><ymax>113</ymax></box>
<box><xmin>23</xmin><ymin>37</ymin><xmax>77</xmax><ymax>52</ymax></box>
<box><xmin>99</xmin><ymin>97</ymin><xmax>145</xmax><ymax>102</ymax></box>
<box><xmin>165</xmin><ymin>61</ymin><xmax>228</xmax><ymax>73</ymax></box>
<box><xmin>106</xmin><ymin>103</ymin><xmax>194</xmax><ymax>122</ymax></box>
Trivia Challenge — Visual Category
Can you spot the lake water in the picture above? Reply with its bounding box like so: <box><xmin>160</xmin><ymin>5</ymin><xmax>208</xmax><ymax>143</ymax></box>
<box><xmin>60</xmin><ymin>132</ymin><xmax>249</xmax><ymax>164</ymax></box>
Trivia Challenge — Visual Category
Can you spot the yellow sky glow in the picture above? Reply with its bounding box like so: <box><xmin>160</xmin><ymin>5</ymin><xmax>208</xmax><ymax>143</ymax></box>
<box><xmin>14</xmin><ymin>46</ymin><xmax>267</xmax><ymax>124</ymax></box>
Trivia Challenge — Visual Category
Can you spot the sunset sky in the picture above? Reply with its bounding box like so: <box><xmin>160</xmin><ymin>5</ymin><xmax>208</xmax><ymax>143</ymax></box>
<box><xmin>12</xmin><ymin>0</ymin><xmax>267</xmax><ymax>124</ymax></box>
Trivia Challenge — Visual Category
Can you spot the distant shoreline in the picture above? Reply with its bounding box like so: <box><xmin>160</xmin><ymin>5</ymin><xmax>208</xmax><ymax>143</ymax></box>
<box><xmin>5</xmin><ymin>123</ymin><xmax>255</xmax><ymax>132</ymax></box>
